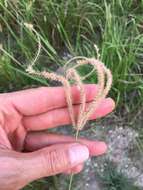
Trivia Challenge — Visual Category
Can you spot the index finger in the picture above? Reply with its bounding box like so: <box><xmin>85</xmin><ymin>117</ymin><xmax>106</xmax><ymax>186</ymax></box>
<box><xmin>6</xmin><ymin>84</ymin><xmax>98</xmax><ymax>116</ymax></box>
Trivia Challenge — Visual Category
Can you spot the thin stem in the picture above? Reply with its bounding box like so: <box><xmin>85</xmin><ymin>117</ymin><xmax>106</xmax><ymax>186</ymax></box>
<box><xmin>68</xmin><ymin>128</ymin><xmax>80</xmax><ymax>190</ymax></box>
<box><xmin>68</xmin><ymin>173</ymin><xmax>74</xmax><ymax>190</ymax></box>
<box><xmin>75</xmin><ymin>129</ymin><xmax>80</xmax><ymax>140</ymax></box>
<box><xmin>0</xmin><ymin>47</ymin><xmax>23</xmax><ymax>66</ymax></box>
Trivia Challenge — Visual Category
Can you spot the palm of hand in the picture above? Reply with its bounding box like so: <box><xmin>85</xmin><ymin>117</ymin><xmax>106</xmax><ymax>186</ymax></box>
<box><xmin>0</xmin><ymin>99</ymin><xmax>26</xmax><ymax>150</ymax></box>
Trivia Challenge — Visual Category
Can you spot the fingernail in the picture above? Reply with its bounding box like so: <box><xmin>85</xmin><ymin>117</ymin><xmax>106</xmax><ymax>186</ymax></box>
<box><xmin>69</xmin><ymin>144</ymin><xmax>89</xmax><ymax>165</ymax></box>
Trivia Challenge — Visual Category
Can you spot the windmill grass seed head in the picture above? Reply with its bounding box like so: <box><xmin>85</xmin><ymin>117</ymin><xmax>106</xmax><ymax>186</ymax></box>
<box><xmin>26</xmin><ymin>56</ymin><xmax>112</xmax><ymax>131</ymax></box>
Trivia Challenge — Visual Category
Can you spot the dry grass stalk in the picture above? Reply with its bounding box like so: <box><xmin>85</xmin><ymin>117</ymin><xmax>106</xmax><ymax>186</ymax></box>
<box><xmin>25</xmin><ymin>22</ymin><xmax>112</xmax><ymax>190</ymax></box>
<box><xmin>26</xmin><ymin>57</ymin><xmax>112</xmax><ymax>190</ymax></box>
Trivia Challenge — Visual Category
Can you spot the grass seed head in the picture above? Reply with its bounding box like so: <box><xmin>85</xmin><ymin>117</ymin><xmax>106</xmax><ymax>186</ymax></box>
<box><xmin>26</xmin><ymin>56</ymin><xmax>112</xmax><ymax>131</ymax></box>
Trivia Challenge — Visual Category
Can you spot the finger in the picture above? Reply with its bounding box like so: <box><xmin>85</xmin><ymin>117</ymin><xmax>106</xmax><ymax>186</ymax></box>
<box><xmin>23</xmin><ymin>98</ymin><xmax>115</xmax><ymax>131</ymax></box>
<box><xmin>20</xmin><ymin>143</ymin><xmax>89</xmax><ymax>182</ymax></box>
<box><xmin>64</xmin><ymin>164</ymin><xmax>84</xmax><ymax>175</ymax></box>
<box><xmin>7</xmin><ymin>84</ymin><xmax>98</xmax><ymax>116</ymax></box>
<box><xmin>24</xmin><ymin>133</ymin><xmax>107</xmax><ymax>156</ymax></box>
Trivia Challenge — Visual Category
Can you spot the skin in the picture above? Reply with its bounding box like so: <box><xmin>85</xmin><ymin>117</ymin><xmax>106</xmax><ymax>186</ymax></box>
<box><xmin>0</xmin><ymin>84</ymin><xmax>115</xmax><ymax>190</ymax></box>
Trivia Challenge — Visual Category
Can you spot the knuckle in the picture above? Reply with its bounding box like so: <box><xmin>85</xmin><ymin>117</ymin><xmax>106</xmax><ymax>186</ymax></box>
<box><xmin>41</xmin><ymin>148</ymin><xmax>70</xmax><ymax>175</ymax></box>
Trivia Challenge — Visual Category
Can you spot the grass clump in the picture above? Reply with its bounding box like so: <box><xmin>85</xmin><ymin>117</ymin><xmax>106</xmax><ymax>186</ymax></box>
<box><xmin>0</xmin><ymin>0</ymin><xmax>143</xmax><ymax>114</ymax></box>
<box><xmin>99</xmin><ymin>161</ymin><xmax>142</xmax><ymax>190</ymax></box>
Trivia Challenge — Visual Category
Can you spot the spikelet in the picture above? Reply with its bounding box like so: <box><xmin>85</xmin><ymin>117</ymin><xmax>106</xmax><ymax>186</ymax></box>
<box><xmin>26</xmin><ymin>65</ymin><xmax>76</xmax><ymax>127</ymax></box>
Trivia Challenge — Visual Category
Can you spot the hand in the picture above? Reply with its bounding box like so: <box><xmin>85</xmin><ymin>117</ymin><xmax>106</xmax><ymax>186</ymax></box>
<box><xmin>0</xmin><ymin>84</ymin><xmax>115</xmax><ymax>190</ymax></box>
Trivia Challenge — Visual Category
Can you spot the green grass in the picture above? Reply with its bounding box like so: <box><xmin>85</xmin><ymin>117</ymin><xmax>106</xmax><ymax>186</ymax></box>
<box><xmin>22</xmin><ymin>176</ymin><xmax>59</xmax><ymax>190</ymax></box>
<box><xmin>0</xmin><ymin>0</ymin><xmax>143</xmax><ymax>113</ymax></box>
<box><xmin>0</xmin><ymin>0</ymin><xmax>143</xmax><ymax>189</ymax></box>
<box><xmin>98</xmin><ymin>161</ymin><xmax>141</xmax><ymax>190</ymax></box>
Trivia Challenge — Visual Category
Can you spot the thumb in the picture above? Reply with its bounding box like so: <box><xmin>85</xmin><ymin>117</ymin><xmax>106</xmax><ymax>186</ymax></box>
<box><xmin>23</xmin><ymin>143</ymin><xmax>89</xmax><ymax>182</ymax></box>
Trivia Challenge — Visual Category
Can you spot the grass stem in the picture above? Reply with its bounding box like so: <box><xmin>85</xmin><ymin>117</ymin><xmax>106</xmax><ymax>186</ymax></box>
<box><xmin>68</xmin><ymin>129</ymin><xmax>80</xmax><ymax>190</ymax></box>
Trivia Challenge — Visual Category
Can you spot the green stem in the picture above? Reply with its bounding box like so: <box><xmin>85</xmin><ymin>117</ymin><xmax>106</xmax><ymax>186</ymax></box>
<box><xmin>68</xmin><ymin>129</ymin><xmax>80</xmax><ymax>190</ymax></box>
<box><xmin>75</xmin><ymin>128</ymin><xmax>79</xmax><ymax>140</ymax></box>
<box><xmin>68</xmin><ymin>173</ymin><xmax>74</xmax><ymax>190</ymax></box>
